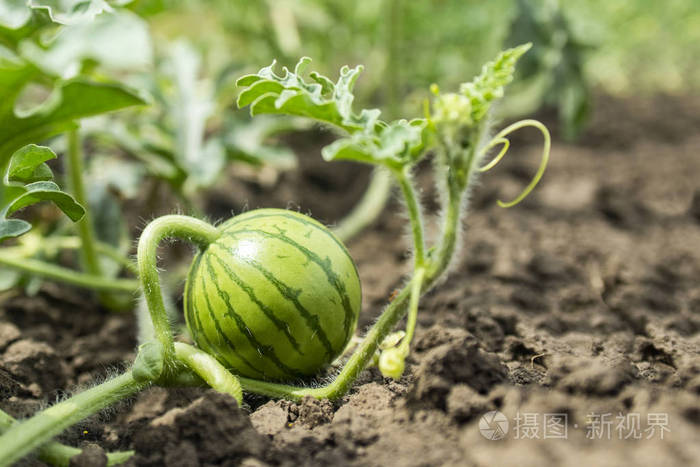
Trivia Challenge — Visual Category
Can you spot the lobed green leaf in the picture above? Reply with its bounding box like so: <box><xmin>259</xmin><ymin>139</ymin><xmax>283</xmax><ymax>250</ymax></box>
<box><xmin>237</xmin><ymin>57</ymin><xmax>380</xmax><ymax>135</ymax></box>
<box><xmin>322</xmin><ymin>119</ymin><xmax>428</xmax><ymax>170</ymax></box>
<box><xmin>459</xmin><ymin>43</ymin><xmax>532</xmax><ymax>123</ymax></box>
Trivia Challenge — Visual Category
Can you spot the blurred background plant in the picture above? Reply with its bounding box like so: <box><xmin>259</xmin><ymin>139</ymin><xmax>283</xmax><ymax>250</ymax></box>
<box><xmin>0</xmin><ymin>0</ymin><xmax>697</xmax><ymax>301</ymax></box>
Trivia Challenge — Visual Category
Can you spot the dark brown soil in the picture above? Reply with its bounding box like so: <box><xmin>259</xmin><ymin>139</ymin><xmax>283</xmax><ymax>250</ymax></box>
<box><xmin>1</xmin><ymin>95</ymin><xmax>699</xmax><ymax>466</ymax></box>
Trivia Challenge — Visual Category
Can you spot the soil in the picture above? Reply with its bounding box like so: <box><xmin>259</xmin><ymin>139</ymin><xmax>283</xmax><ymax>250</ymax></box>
<box><xmin>1</xmin><ymin>94</ymin><xmax>700</xmax><ymax>467</ymax></box>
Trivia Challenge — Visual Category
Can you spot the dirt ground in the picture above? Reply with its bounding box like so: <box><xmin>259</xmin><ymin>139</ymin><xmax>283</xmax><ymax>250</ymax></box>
<box><xmin>1</xmin><ymin>95</ymin><xmax>699</xmax><ymax>466</ymax></box>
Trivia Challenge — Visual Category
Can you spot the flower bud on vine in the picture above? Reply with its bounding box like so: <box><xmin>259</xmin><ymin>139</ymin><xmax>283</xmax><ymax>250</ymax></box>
<box><xmin>378</xmin><ymin>347</ymin><xmax>406</xmax><ymax>380</ymax></box>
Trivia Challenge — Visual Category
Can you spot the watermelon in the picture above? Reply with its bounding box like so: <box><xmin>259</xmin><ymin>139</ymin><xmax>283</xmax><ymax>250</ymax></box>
<box><xmin>184</xmin><ymin>209</ymin><xmax>362</xmax><ymax>381</ymax></box>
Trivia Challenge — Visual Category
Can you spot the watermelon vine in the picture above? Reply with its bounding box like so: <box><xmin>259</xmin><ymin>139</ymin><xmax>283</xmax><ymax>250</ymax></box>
<box><xmin>0</xmin><ymin>44</ymin><xmax>551</xmax><ymax>467</ymax></box>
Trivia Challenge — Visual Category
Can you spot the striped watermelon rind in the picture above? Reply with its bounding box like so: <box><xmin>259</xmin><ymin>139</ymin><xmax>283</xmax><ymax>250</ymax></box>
<box><xmin>184</xmin><ymin>208</ymin><xmax>362</xmax><ymax>381</ymax></box>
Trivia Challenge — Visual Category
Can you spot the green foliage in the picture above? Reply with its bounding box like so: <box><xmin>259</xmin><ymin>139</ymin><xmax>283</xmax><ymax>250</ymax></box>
<box><xmin>460</xmin><ymin>43</ymin><xmax>532</xmax><ymax>122</ymax></box>
<box><xmin>27</xmin><ymin>0</ymin><xmax>135</xmax><ymax>25</ymax></box>
<box><xmin>1</xmin><ymin>145</ymin><xmax>84</xmax><ymax>242</ymax></box>
<box><xmin>238</xmin><ymin>57</ymin><xmax>430</xmax><ymax>171</ymax></box>
<box><xmin>237</xmin><ymin>57</ymin><xmax>380</xmax><ymax>134</ymax></box>
<box><xmin>238</xmin><ymin>46</ymin><xmax>530</xmax><ymax>174</ymax></box>
<box><xmin>0</xmin><ymin>77</ymin><xmax>146</xmax><ymax>165</ymax></box>
<box><xmin>431</xmin><ymin>43</ymin><xmax>531</xmax><ymax>138</ymax></box>
<box><xmin>321</xmin><ymin>119</ymin><xmax>427</xmax><ymax>170</ymax></box>
<box><xmin>88</xmin><ymin>40</ymin><xmax>299</xmax><ymax>205</ymax></box>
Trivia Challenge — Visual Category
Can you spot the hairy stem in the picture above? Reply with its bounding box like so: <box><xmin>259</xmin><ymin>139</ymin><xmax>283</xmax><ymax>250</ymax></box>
<box><xmin>174</xmin><ymin>343</ymin><xmax>243</xmax><ymax>404</ymax></box>
<box><xmin>137</xmin><ymin>215</ymin><xmax>220</xmax><ymax>366</ymax></box>
<box><xmin>333</xmin><ymin>168</ymin><xmax>392</xmax><ymax>242</ymax></box>
<box><xmin>394</xmin><ymin>167</ymin><xmax>425</xmax><ymax>268</ymax></box>
<box><xmin>0</xmin><ymin>408</ymin><xmax>133</xmax><ymax>467</ymax></box>
<box><xmin>398</xmin><ymin>267</ymin><xmax>425</xmax><ymax>355</ymax></box>
<box><xmin>0</xmin><ymin>254</ymin><xmax>139</xmax><ymax>292</ymax></box>
<box><xmin>427</xmin><ymin>180</ymin><xmax>462</xmax><ymax>284</ymax></box>
<box><xmin>0</xmin><ymin>371</ymin><xmax>146</xmax><ymax>467</ymax></box>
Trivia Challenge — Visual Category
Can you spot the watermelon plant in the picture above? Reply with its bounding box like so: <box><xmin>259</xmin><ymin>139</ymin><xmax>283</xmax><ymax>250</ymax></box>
<box><xmin>0</xmin><ymin>2</ymin><xmax>149</xmax><ymax>306</ymax></box>
<box><xmin>0</xmin><ymin>7</ymin><xmax>303</xmax><ymax>306</ymax></box>
<box><xmin>0</xmin><ymin>44</ymin><xmax>550</xmax><ymax>466</ymax></box>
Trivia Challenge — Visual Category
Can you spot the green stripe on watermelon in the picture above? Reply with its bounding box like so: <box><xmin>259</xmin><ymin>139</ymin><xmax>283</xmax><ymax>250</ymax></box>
<box><xmin>205</xmin><ymin>245</ymin><xmax>304</xmax><ymax>355</ymax></box>
<box><xmin>204</xmin><ymin>256</ymin><xmax>303</xmax><ymax>379</ymax></box>
<box><xmin>197</xmin><ymin>272</ymin><xmax>267</xmax><ymax>379</ymax></box>
<box><xmin>214</xmin><ymin>246</ymin><xmax>336</xmax><ymax>358</ymax></box>
<box><xmin>221</xmin><ymin>209</ymin><xmax>359</xmax><ymax>279</ymax></box>
<box><xmin>184</xmin><ymin>251</ymin><xmax>204</xmax><ymax>343</ymax></box>
<box><xmin>223</xmin><ymin>228</ymin><xmax>357</xmax><ymax>343</ymax></box>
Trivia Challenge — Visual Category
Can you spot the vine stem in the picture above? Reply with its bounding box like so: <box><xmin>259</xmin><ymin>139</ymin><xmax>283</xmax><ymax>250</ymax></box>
<box><xmin>0</xmin><ymin>254</ymin><xmax>139</xmax><ymax>292</ymax></box>
<box><xmin>136</xmin><ymin>215</ymin><xmax>220</xmax><ymax>366</ymax></box>
<box><xmin>333</xmin><ymin>168</ymin><xmax>392</xmax><ymax>242</ymax></box>
<box><xmin>37</xmin><ymin>236</ymin><xmax>138</xmax><ymax>275</ymax></box>
<box><xmin>394</xmin><ymin>166</ymin><xmax>425</xmax><ymax>268</ymax></box>
<box><xmin>0</xmin><ymin>371</ymin><xmax>146</xmax><ymax>467</ymax></box>
<box><xmin>67</xmin><ymin>130</ymin><xmax>135</xmax><ymax>310</ymax></box>
<box><xmin>0</xmin><ymin>408</ymin><xmax>133</xmax><ymax>467</ymax></box>
<box><xmin>66</xmin><ymin>130</ymin><xmax>103</xmax><ymax>282</ymax></box>
<box><xmin>174</xmin><ymin>343</ymin><xmax>243</xmax><ymax>404</ymax></box>
<box><xmin>398</xmin><ymin>267</ymin><xmax>425</xmax><ymax>355</ymax></box>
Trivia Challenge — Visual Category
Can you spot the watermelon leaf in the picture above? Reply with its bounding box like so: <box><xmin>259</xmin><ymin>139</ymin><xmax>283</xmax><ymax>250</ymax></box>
<box><xmin>237</xmin><ymin>57</ymin><xmax>380</xmax><ymax>135</ymax></box>
<box><xmin>238</xmin><ymin>58</ymin><xmax>433</xmax><ymax>170</ymax></box>
<box><xmin>0</xmin><ymin>76</ymin><xmax>147</xmax><ymax>167</ymax></box>
<box><xmin>7</xmin><ymin>144</ymin><xmax>55</xmax><ymax>183</ymax></box>
<box><xmin>0</xmin><ymin>144</ymin><xmax>85</xmax><ymax>243</ymax></box>
<box><xmin>459</xmin><ymin>43</ymin><xmax>532</xmax><ymax>124</ymax></box>
<box><xmin>0</xmin><ymin>218</ymin><xmax>32</xmax><ymax>242</ymax></box>
<box><xmin>322</xmin><ymin>119</ymin><xmax>428</xmax><ymax>170</ymax></box>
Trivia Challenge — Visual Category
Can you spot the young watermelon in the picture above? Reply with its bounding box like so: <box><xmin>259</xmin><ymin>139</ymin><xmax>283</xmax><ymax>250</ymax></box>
<box><xmin>184</xmin><ymin>208</ymin><xmax>362</xmax><ymax>381</ymax></box>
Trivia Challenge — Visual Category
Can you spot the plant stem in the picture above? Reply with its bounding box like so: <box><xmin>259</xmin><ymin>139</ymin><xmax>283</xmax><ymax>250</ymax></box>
<box><xmin>398</xmin><ymin>267</ymin><xmax>424</xmax><ymax>355</ymax></box>
<box><xmin>35</xmin><ymin>443</ymin><xmax>134</xmax><ymax>467</ymax></box>
<box><xmin>66</xmin><ymin>130</ymin><xmax>103</xmax><ymax>280</ymax></box>
<box><xmin>174</xmin><ymin>342</ymin><xmax>242</xmax><ymax>404</ymax></box>
<box><xmin>137</xmin><ymin>215</ymin><xmax>220</xmax><ymax>367</ymax></box>
<box><xmin>1</xmin><ymin>408</ymin><xmax>133</xmax><ymax>467</ymax></box>
<box><xmin>67</xmin><ymin>130</ymin><xmax>133</xmax><ymax>310</ymax></box>
<box><xmin>427</xmin><ymin>181</ymin><xmax>462</xmax><ymax>283</ymax></box>
<box><xmin>0</xmin><ymin>254</ymin><xmax>139</xmax><ymax>292</ymax></box>
<box><xmin>394</xmin><ymin>167</ymin><xmax>425</xmax><ymax>267</ymax></box>
<box><xmin>5</xmin><ymin>235</ymin><xmax>137</xmax><ymax>275</ymax></box>
<box><xmin>333</xmin><ymin>168</ymin><xmax>393</xmax><ymax>242</ymax></box>
<box><xmin>48</xmin><ymin>237</ymin><xmax>138</xmax><ymax>275</ymax></box>
<box><xmin>0</xmin><ymin>371</ymin><xmax>146</xmax><ymax>467</ymax></box>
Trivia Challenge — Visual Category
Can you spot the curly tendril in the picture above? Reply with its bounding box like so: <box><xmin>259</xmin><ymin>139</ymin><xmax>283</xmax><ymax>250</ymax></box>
<box><xmin>478</xmin><ymin>137</ymin><xmax>510</xmax><ymax>172</ymax></box>
<box><xmin>478</xmin><ymin>119</ymin><xmax>551</xmax><ymax>208</ymax></box>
